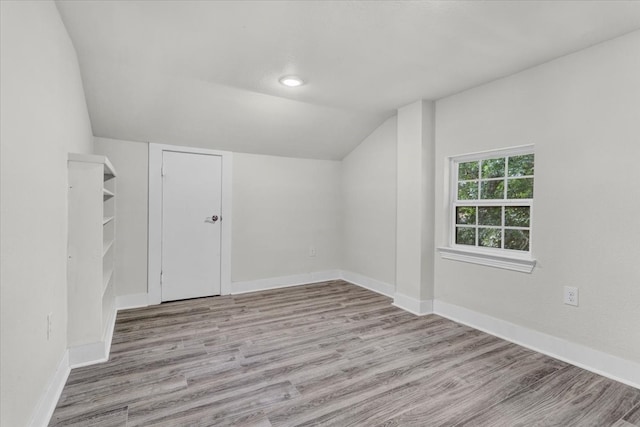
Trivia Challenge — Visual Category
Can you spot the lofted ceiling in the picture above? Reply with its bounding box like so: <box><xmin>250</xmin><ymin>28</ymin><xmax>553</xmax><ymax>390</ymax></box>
<box><xmin>55</xmin><ymin>1</ymin><xmax>640</xmax><ymax>160</ymax></box>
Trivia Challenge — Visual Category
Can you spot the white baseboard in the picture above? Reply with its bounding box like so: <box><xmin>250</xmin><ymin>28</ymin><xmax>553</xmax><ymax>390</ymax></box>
<box><xmin>68</xmin><ymin>305</ymin><xmax>117</xmax><ymax>369</ymax></box>
<box><xmin>340</xmin><ymin>270</ymin><xmax>395</xmax><ymax>298</ymax></box>
<box><xmin>393</xmin><ymin>292</ymin><xmax>433</xmax><ymax>316</ymax></box>
<box><xmin>68</xmin><ymin>340</ymin><xmax>108</xmax><ymax>368</ymax></box>
<box><xmin>28</xmin><ymin>350</ymin><xmax>70</xmax><ymax>427</ymax></box>
<box><xmin>116</xmin><ymin>292</ymin><xmax>149</xmax><ymax>310</ymax></box>
<box><xmin>434</xmin><ymin>300</ymin><xmax>640</xmax><ymax>390</ymax></box>
<box><xmin>232</xmin><ymin>270</ymin><xmax>341</xmax><ymax>294</ymax></box>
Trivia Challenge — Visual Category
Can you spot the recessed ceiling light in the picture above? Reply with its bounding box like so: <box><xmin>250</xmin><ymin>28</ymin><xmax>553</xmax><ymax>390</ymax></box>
<box><xmin>279</xmin><ymin>75</ymin><xmax>304</xmax><ymax>87</ymax></box>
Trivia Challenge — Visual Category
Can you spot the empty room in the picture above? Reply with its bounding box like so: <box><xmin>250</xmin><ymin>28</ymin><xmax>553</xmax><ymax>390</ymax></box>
<box><xmin>2</xmin><ymin>1</ymin><xmax>640</xmax><ymax>426</ymax></box>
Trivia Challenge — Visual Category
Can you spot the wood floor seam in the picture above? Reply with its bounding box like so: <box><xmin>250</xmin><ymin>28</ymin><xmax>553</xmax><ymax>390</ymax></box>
<box><xmin>618</xmin><ymin>400</ymin><xmax>640</xmax><ymax>426</ymax></box>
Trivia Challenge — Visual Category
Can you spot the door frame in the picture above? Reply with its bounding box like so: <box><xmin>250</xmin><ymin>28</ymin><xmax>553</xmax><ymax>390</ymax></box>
<box><xmin>148</xmin><ymin>143</ymin><xmax>232</xmax><ymax>305</ymax></box>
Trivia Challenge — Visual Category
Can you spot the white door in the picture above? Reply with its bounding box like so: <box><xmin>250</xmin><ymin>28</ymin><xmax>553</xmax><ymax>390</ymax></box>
<box><xmin>161</xmin><ymin>151</ymin><xmax>222</xmax><ymax>301</ymax></box>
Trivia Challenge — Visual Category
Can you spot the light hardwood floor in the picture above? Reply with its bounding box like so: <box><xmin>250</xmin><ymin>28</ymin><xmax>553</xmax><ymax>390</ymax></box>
<box><xmin>50</xmin><ymin>280</ymin><xmax>640</xmax><ymax>426</ymax></box>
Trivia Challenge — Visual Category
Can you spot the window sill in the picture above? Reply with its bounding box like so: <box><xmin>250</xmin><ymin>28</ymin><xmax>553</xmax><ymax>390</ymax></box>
<box><xmin>437</xmin><ymin>247</ymin><xmax>536</xmax><ymax>273</ymax></box>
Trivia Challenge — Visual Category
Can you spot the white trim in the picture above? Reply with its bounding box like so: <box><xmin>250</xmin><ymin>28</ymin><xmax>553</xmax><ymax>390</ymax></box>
<box><xmin>438</xmin><ymin>247</ymin><xmax>536</xmax><ymax>273</ymax></box>
<box><xmin>445</xmin><ymin>145</ymin><xmax>536</xmax><ymax>268</ymax></box>
<box><xmin>28</xmin><ymin>350</ymin><xmax>70</xmax><ymax>427</ymax></box>
<box><xmin>68</xmin><ymin>341</ymin><xmax>108</xmax><ymax>369</ymax></box>
<box><xmin>116</xmin><ymin>293</ymin><xmax>149</xmax><ymax>310</ymax></box>
<box><xmin>148</xmin><ymin>143</ymin><xmax>233</xmax><ymax>305</ymax></box>
<box><xmin>450</xmin><ymin>144</ymin><xmax>535</xmax><ymax>163</ymax></box>
<box><xmin>232</xmin><ymin>270</ymin><xmax>341</xmax><ymax>294</ymax></box>
<box><xmin>340</xmin><ymin>270</ymin><xmax>395</xmax><ymax>298</ymax></box>
<box><xmin>68</xmin><ymin>305</ymin><xmax>117</xmax><ymax>368</ymax></box>
<box><xmin>392</xmin><ymin>292</ymin><xmax>434</xmax><ymax>316</ymax></box>
<box><xmin>434</xmin><ymin>300</ymin><xmax>640</xmax><ymax>390</ymax></box>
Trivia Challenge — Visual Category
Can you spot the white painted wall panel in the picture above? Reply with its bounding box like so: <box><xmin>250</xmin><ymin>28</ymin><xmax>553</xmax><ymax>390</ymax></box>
<box><xmin>434</xmin><ymin>30</ymin><xmax>640</xmax><ymax>363</ymax></box>
<box><xmin>232</xmin><ymin>153</ymin><xmax>342</xmax><ymax>282</ymax></box>
<box><xmin>342</xmin><ymin>116</ymin><xmax>397</xmax><ymax>287</ymax></box>
<box><xmin>0</xmin><ymin>2</ymin><xmax>94</xmax><ymax>425</ymax></box>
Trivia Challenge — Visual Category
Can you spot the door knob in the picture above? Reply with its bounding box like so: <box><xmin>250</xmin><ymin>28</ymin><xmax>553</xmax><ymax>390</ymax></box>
<box><xmin>211</xmin><ymin>215</ymin><xmax>219</xmax><ymax>222</ymax></box>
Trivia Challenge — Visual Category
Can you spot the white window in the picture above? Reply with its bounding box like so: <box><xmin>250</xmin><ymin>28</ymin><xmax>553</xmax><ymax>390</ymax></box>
<box><xmin>439</xmin><ymin>145</ymin><xmax>536</xmax><ymax>273</ymax></box>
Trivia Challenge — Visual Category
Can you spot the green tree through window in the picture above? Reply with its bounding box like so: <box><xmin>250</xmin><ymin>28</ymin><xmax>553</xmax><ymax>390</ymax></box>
<box><xmin>453</xmin><ymin>150</ymin><xmax>534</xmax><ymax>253</ymax></box>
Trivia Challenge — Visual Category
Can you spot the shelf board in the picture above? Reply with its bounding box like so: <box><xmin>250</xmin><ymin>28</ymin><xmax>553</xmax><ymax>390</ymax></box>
<box><xmin>103</xmin><ymin>268</ymin><xmax>114</xmax><ymax>295</ymax></box>
<box><xmin>103</xmin><ymin>158</ymin><xmax>117</xmax><ymax>179</ymax></box>
<box><xmin>68</xmin><ymin>153</ymin><xmax>117</xmax><ymax>178</ymax></box>
<box><xmin>103</xmin><ymin>216</ymin><xmax>114</xmax><ymax>226</ymax></box>
<box><xmin>103</xmin><ymin>188</ymin><xmax>115</xmax><ymax>200</ymax></box>
<box><xmin>103</xmin><ymin>239</ymin><xmax>114</xmax><ymax>257</ymax></box>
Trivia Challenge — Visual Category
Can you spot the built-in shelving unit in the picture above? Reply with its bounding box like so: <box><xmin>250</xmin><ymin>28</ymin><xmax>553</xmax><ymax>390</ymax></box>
<box><xmin>67</xmin><ymin>153</ymin><xmax>117</xmax><ymax>365</ymax></box>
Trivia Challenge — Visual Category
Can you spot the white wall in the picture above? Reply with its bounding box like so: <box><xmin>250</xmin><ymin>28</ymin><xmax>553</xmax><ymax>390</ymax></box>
<box><xmin>94</xmin><ymin>137</ymin><xmax>149</xmax><ymax>298</ymax></box>
<box><xmin>0</xmin><ymin>2</ymin><xmax>94</xmax><ymax>425</ymax></box>
<box><xmin>342</xmin><ymin>116</ymin><xmax>397</xmax><ymax>286</ymax></box>
<box><xmin>396</xmin><ymin>101</ymin><xmax>436</xmax><ymax>304</ymax></box>
<box><xmin>434</xmin><ymin>30</ymin><xmax>640</xmax><ymax>363</ymax></box>
<box><xmin>91</xmin><ymin>140</ymin><xmax>343</xmax><ymax>293</ymax></box>
<box><xmin>232</xmin><ymin>153</ymin><xmax>342</xmax><ymax>282</ymax></box>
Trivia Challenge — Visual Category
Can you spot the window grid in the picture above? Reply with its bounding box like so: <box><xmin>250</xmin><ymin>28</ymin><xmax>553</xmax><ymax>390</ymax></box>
<box><xmin>451</xmin><ymin>150</ymin><xmax>534</xmax><ymax>254</ymax></box>
<box><xmin>453</xmin><ymin>205</ymin><xmax>532</xmax><ymax>251</ymax></box>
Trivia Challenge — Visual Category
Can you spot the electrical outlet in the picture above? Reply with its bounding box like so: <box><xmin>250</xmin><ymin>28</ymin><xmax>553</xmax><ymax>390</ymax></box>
<box><xmin>309</xmin><ymin>246</ymin><xmax>316</xmax><ymax>257</ymax></box>
<box><xmin>47</xmin><ymin>313</ymin><xmax>53</xmax><ymax>340</ymax></box>
<box><xmin>563</xmin><ymin>286</ymin><xmax>578</xmax><ymax>307</ymax></box>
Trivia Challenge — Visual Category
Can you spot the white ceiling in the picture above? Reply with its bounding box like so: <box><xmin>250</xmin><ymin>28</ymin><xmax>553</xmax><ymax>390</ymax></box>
<box><xmin>56</xmin><ymin>1</ymin><xmax>640</xmax><ymax>160</ymax></box>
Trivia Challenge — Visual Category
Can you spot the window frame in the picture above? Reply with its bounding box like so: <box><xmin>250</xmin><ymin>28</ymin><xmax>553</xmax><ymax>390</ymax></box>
<box><xmin>438</xmin><ymin>145</ymin><xmax>537</xmax><ymax>273</ymax></box>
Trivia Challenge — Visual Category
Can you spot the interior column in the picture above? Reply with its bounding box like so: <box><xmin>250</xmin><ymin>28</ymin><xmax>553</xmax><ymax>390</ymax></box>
<box><xmin>395</xmin><ymin>99</ymin><xmax>435</xmax><ymax>315</ymax></box>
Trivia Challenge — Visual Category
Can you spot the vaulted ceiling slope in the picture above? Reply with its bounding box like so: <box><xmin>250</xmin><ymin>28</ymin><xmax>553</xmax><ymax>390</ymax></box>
<box><xmin>56</xmin><ymin>1</ymin><xmax>640</xmax><ymax>160</ymax></box>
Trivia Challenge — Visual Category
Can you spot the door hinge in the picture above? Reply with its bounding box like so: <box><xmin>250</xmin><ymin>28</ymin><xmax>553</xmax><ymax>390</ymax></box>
<box><xmin>160</xmin><ymin>271</ymin><xmax>163</xmax><ymax>284</ymax></box>
<box><xmin>161</xmin><ymin>164</ymin><xmax>165</xmax><ymax>177</ymax></box>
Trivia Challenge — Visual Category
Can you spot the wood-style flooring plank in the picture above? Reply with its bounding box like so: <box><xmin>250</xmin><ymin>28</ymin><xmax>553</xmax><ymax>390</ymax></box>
<box><xmin>612</xmin><ymin>421</ymin><xmax>637</xmax><ymax>427</ymax></box>
<box><xmin>49</xmin><ymin>404</ymin><xmax>128</xmax><ymax>427</ymax></box>
<box><xmin>50</xmin><ymin>281</ymin><xmax>640</xmax><ymax>427</ymax></box>
<box><xmin>455</xmin><ymin>365</ymin><xmax>640</xmax><ymax>427</ymax></box>
<box><xmin>623</xmin><ymin>402</ymin><xmax>640</xmax><ymax>425</ymax></box>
